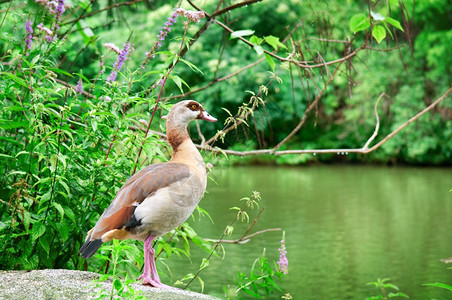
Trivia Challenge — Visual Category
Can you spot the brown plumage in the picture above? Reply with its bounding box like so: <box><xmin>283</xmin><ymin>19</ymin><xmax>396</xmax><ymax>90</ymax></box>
<box><xmin>79</xmin><ymin>100</ymin><xmax>217</xmax><ymax>288</ymax></box>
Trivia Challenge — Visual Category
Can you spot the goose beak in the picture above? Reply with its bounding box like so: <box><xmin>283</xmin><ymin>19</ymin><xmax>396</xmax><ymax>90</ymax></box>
<box><xmin>199</xmin><ymin>110</ymin><xmax>217</xmax><ymax>122</ymax></box>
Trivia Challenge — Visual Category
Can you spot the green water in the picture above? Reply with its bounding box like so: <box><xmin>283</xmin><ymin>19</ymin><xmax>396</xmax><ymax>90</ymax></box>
<box><xmin>167</xmin><ymin>165</ymin><xmax>452</xmax><ymax>299</ymax></box>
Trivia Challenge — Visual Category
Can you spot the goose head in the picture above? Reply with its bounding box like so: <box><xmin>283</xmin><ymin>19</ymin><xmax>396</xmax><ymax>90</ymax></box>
<box><xmin>165</xmin><ymin>100</ymin><xmax>217</xmax><ymax>129</ymax></box>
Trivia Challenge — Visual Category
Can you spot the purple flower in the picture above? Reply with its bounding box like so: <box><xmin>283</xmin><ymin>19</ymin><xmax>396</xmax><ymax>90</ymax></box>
<box><xmin>277</xmin><ymin>237</ymin><xmax>288</xmax><ymax>275</ymax></box>
<box><xmin>75</xmin><ymin>79</ymin><xmax>83</xmax><ymax>94</ymax></box>
<box><xmin>141</xmin><ymin>9</ymin><xmax>179</xmax><ymax>68</ymax></box>
<box><xmin>35</xmin><ymin>0</ymin><xmax>66</xmax><ymax>42</ymax></box>
<box><xmin>107</xmin><ymin>70</ymin><xmax>118</xmax><ymax>83</ymax></box>
<box><xmin>106</xmin><ymin>41</ymin><xmax>134</xmax><ymax>84</ymax></box>
<box><xmin>55</xmin><ymin>0</ymin><xmax>65</xmax><ymax>21</ymax></box>
<box><xmin>37</xmin><ymin>23</ymin><xmax>54</xmax><ymax>43</ymax></box>
<box><xmin>24</xmin><ymin>19</ymin><xmax>33</xmax><ymax>56</ymax></box>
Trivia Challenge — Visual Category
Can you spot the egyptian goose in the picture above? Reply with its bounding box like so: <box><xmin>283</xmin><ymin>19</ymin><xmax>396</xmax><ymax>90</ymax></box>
<box><xmin>79</xmin><ymin>100</ymin><xmax>217</xmax><ymax>288</ymax></box>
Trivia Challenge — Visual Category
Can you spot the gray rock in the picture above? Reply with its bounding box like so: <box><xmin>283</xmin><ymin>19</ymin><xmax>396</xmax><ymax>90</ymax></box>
<box><xmin>0</xmin><ymin>269</ymin><xmax>218</xmax><ymax>300</ymax></box>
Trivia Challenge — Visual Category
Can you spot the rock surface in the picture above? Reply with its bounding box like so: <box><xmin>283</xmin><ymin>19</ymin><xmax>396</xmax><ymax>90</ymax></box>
<box><xmin>0</xmin><ymin>269</ymin><xmax>218</xmax><ymax>300</ymax></box>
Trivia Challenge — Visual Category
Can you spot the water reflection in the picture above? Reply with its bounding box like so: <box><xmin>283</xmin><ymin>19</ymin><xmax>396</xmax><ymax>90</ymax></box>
<box><xmin>166</xmin><ymin>165</ymin><xmax>452</xmax><ymax>299</ymax></box>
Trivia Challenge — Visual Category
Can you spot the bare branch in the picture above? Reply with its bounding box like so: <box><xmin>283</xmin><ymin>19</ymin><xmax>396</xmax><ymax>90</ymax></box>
<box><xmin>200</xmin><ymin>87</ymin><xmax>452</xmax><ymax>157</ymax></box>
<box><xmin>362</xmin><ymin>92</ymin><xmax>388</xmax><ymax>149</ymax></box>
<box><xmin>364</xmin><ymin>87</ymin><xmax>452</xmax><ymax>153</ymax></box>
<box><xmin>204</xmin><ymin>228</ymin><xmax>282</xmax><ymax>244</ymax></box>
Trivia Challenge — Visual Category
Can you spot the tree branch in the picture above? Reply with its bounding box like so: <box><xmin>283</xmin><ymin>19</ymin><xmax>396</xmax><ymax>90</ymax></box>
<box><xmin>204</xmin><ymin>228</ymin><xmax>282</xmax><ymax>244</ymax></box>
<box><xmin>136</xmin><ymin>87</ymin><xmax>451</xmax><ymax>158</ymax></box>
<box><xmin>364</xmin><ymin>87</ymin><xmax>452</xmax><ymax>153</ymax></box>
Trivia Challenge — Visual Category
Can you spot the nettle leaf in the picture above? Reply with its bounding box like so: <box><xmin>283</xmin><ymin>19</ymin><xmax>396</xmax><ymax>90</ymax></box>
<box><xmin>372</xmin><ymin>25</ymin><xmax>386</xmax><ymax>43</ymax></box>
<box><xmin>53</xmin><ymin>202</ymin><xmax>65</xmax><ymax>220</ymax></box>
<box><xmin>31</xmin><ymin>222</ymin><xmax>46</xmax><ymax>240</ymax></box>
<box><xmin>385</xmin><ymin>16</ymin><xmax>404</xmax><ymax>31</ymax></box>
<box><xmin>39</xmin><ymin>234</ymin><xmax>51</xmax><ymax>255</ymax></box>
<box><xmin>230</xmin><ymin>29</ymin><xmax>255</xmax><ymax>39</ymax></box>
<box><xmin>350</xmin><ymin>14</ymin><xmax>371</xmax><ymax>32</ymax></box>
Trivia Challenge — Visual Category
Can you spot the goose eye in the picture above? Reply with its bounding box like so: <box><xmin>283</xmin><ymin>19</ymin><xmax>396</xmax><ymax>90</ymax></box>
<box><xmin>191</xmin><ymin>104</ymin><xmax>197</xmax><ymax>110</ymax></box>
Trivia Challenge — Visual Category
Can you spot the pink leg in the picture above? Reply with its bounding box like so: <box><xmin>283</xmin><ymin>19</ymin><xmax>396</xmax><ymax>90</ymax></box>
<box><xmin>138</xmin><ymin>235</ymin><xmax>171</xmax><ymax>288</ymax></box>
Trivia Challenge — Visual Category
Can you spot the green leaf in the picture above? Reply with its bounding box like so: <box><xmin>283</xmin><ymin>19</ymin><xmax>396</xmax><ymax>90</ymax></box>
<box><xmin>40</xmin><ymin>191</ymin><xmax>52</xmax><ymax>203</ymax></box>
<box><xmin>56</xmin><ymin>222</ymin><xmax>69</xmax><ymax>242</ymax></box>
<box><xmin>171</xmin><ymin>75</ymin><xmax>183</xmax><ymax>93</ymax></box>
<box><xmin>180</xmin><ymin>58</ymin><xmax>203</xmax><ymax>75</ymax></box>
<box><xmin>197</xmin><ymin>276</ymin><xmax>205</xmax><ymax>293</ymax></box>
<box><xmin>31</xmin><ymin>222</ymin><xmax>46</xmax><ymax>240</ymax></box>
<box><xmin>169</xmin><ymin>75</ymin><xmax>190</xmax><ymax>93</ymax></box>
<box><xmin>0</xmin><ymin>120</ymin><xmax>29</xmax><ymax>129</ymax></box>
<box><xmin>63</xmin><ymin>206</ymin><xmax>76</xmax><ymax>223</ymax></box>
<box><xmin>53</xmin><ymin>202</ymin><xmax>65</xmax><ymax>220</ymax></box>
<box><xmin>91</xmin><ymin>120</ymin><xmax>97</xmax><ymax>132</ymax></box>
<box><xmin>385</xmin><ymin>16</ymin><xmax>404</xmax><ymax>31</ymax></box>
<box><xmin>388</xmin><ymin>292</ymin><xmax>409</xmax><ymax>298</ymax></box>
<box><xmin>199</xmin><ymin>258</ymin><xmax>209</xmax><ymax>271</ymax></box>
<box><xmin>76</xmin><ymin>20</ymin><xmax>95</xmax><ymax>45</ymax></box>
<box><xmin>22</xmin><ymin>210</ymin><xmax>31</xmax><ymax>231</ymax></box>
<box><xmin>250</xmin><ymin>35</ymin><xmax>263</xmax><ymax>45</ymax></box>
<box><xmin>424</xmin><ymin>282</ymin><xmax>452</xmax><ymax>292</ymax></box>
<box><xmin>265</xmin><ymin>54</ymin><xmax>275</xmax><ymax>71</ymax></box>
<box><xmin>31</xmin><ymin>54</ymin><xmax>41</xmax><ymax>65</ymax></box>
<box><xmin>49</xmin><ymin>68</ymin><xmax>73</xmax><ymax>77</ymax></box>
<box><xmin>1</xmin><ymin>72</ymin><xmax>28</xmax><ymax>88</ymax></box>
<box><xmin>39</xmin><ymin>235</ymin><xmax>51</xmax><ymax>255</ymax></box>
<box><xmin>230</xmin><ymin>29</ymin><xmax>255</xmax><ymax>39</ymax></box>
<box><xmin>254</xmin><ymin>45</ymin><xmax>264</xmax><ymax>56</ymax></box>
<box><xmin>382</xmin><ymin>21</ymin><xmax>394</xmax><ymax>39</ymax></box>
<box><xmin>350</xmin><ymin>14</ymin><xmax>371</xmax><ymax>32</ymax></box>
<box><xmin>264</xmin><ymin>35</ymin><xmax>287</xmax><ymax>50</ymax></box>
<box><xmin>0</xmin><ymin>153</ymin><xmax>14</xmax><ymax>159</ymax></box>
<box><xmin>372</xmin><ymin>25</ymin><xmax>386</xmax><ymax>43</ymax></box>
<box><xmin>113</xmin><ymin>278</ymin><xmax>122</xmax><ymax>291</ymax></box>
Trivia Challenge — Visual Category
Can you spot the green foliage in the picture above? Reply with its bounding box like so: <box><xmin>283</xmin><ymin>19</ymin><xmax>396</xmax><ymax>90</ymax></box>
<box><xmin>0</xmin><ymin>1</ymin><xmax>214</xmax><ymax>283</ymax></box>
<box><xmin>0</xmin><ymin>0</ymin><xmax>450</xmax><ymax>296</ymax></box>
<box><xmin>424</xmin><ymin>265</ymin><xmax>452</xmax><ymax>293</ymax></box>
<box><xmin>424</xmin><ymin>282</ymin><xmax>452</xmax><ymax>292</ymax></box>
<box><xmin>91</xmin><ymin>240</ymin><xmax>145</xmax><ymax>299</ymax></box>
<box><xmin>365</xmin><ymin>278</ymin><xmax>409</xmax><ymax>300</ymax></box>
<box><xmin>232</xmin><ymin>248</ymin><xmax>285</xmax><ymax>298</ymax></box>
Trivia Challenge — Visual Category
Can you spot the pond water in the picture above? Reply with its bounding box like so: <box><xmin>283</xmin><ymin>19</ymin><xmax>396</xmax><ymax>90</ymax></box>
<box><xmin>166</xmin><ymin>165</ymin><xmax>452</xmax><ymax>299</ymax></box>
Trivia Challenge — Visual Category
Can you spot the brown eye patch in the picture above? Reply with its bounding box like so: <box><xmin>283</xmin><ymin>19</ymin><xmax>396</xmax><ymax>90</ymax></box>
<box><xmin>186</xmin><ymin>101</ymin><xmax>200</xmax><ymax>111</ymax></box>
